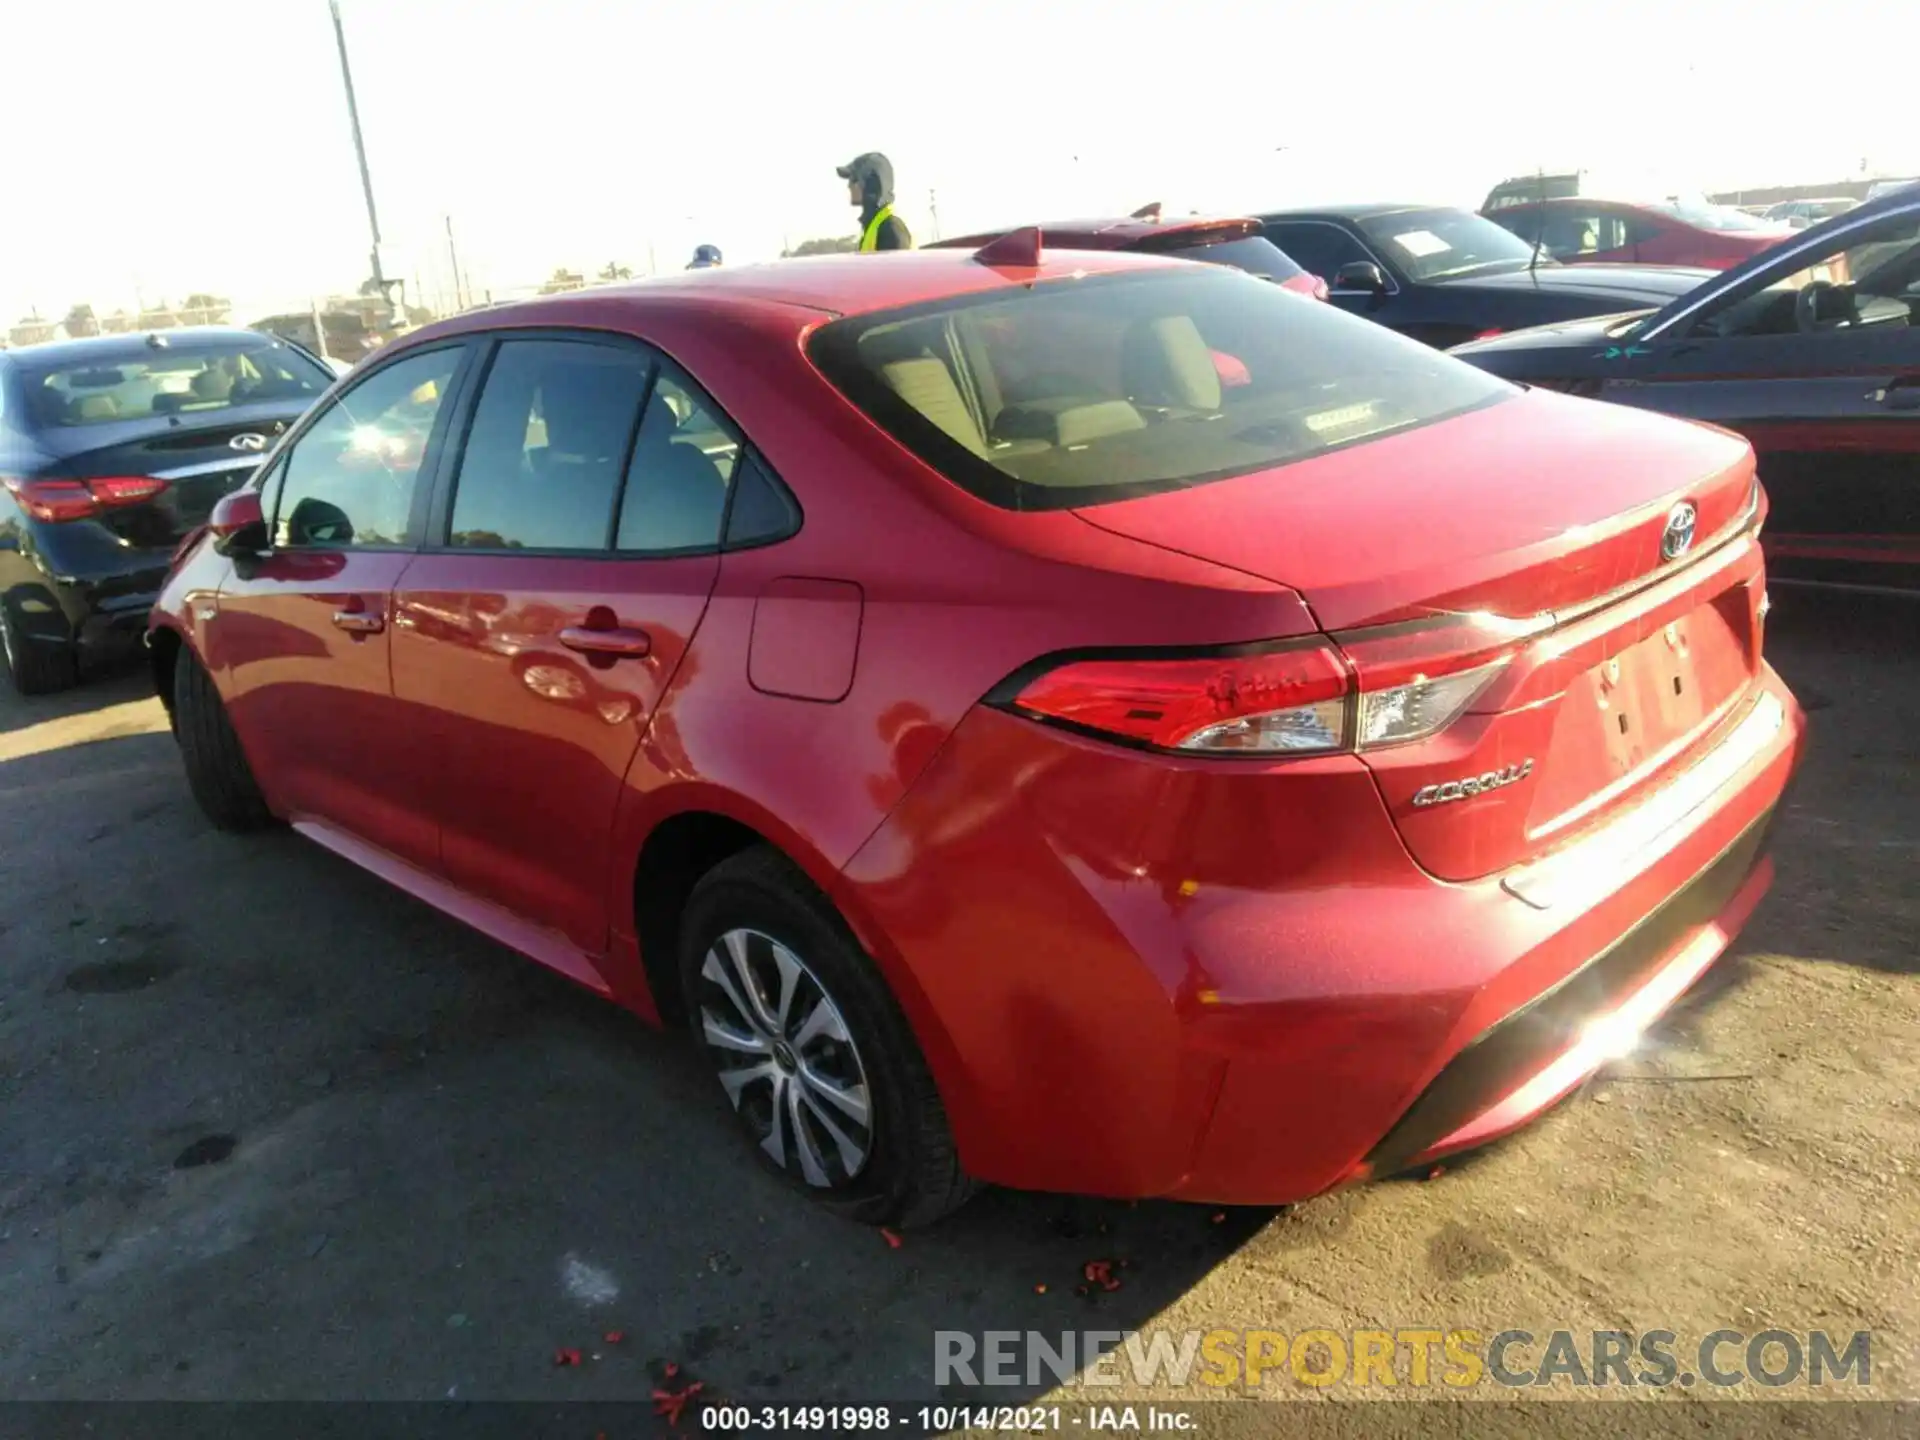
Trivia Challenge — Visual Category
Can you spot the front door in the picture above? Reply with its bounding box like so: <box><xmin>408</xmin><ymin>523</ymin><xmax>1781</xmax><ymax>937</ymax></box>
<box><xmin>394</xmin><ymin>336</ymin><xmax>743</xmax><ymax>956</ymax></box>
<box><xmin>1608</xmin><ymin>209</ymin><xmax>1920</xmax><ymax>590</ymax></box>
<box><xmin>215</xmin><ymin>343</ymin><xmax>471</xmax><ymax>869</ymax></box>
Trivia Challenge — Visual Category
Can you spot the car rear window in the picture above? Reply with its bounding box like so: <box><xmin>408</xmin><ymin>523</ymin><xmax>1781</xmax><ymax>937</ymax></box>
<box><xmin>806</xmin><ymin>268</ymin><xmax>1512</xmax><ymax>511</ymax></box>
<box><xmin>16</xmin><ymin>340</ymin><xmax>331</xmax><ymax>429</ymax></box>
<box><xmin>1160</xmin><ymin>234</ymin><xmax>1309</xmax><ymax>283</ymax></box>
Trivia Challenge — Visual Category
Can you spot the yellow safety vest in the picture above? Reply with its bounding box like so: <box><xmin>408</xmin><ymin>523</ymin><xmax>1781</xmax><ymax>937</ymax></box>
<box><xmin>860</xmin><ymin>205</ymin><xmax>898</xmax><ymax>253</ymax></box>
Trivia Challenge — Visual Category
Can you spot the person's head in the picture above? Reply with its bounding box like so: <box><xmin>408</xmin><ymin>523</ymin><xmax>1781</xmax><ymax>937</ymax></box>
<box><xmin>836</xmin><ymin>152</ymin><xmax>895</xmax><ymax>212</ymax></box>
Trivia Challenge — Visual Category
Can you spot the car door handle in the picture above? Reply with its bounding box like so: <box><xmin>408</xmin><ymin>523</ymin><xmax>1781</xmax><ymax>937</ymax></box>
<box><xmin>559</xmin><ymin>624</ymin><xmax>651</xmax><ymax>658</ymax></box>
<box><xmin>332</xmin><ymin>600</ymin><xmax>385</xmax><ymax>634</ymax></box>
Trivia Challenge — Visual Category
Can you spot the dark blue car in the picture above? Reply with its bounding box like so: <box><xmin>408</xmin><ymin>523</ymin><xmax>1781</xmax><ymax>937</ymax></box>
<box><xmin>0</xmin><ymin>328</ymin><xmax>332</xmax><ymax>692</ymax></box>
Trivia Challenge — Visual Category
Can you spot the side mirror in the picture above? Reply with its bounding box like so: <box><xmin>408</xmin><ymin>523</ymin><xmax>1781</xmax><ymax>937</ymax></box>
<box><xmin>1333</xmin><ymin>261</ymin><xmax>1388</xmax><ymax>295</ymax></box>
<box><xmin>209</xmin><ymin>488</ymin><xmax>267</xmax><ymax>556</ymax></box>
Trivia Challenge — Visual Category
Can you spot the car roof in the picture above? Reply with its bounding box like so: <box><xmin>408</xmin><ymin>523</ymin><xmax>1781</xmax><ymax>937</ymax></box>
<box><xmin>924</xmin><ymin>215</ymin><xmax>1261</xmax><ymax>252</ymax></box>
<box><xmin>1261</xmin><ymin>203</ymin><xmax>1453</xmax><ymax>221</ymax></box>
<box><xmin>405</xmin><ymin>247</ymin><xmax>1191</xmax><ymax>344</ymax></box>
<box><xmin>0</xmin><ymin>326</ymin><xmax>284</xmax><ymax>368</ymax></box>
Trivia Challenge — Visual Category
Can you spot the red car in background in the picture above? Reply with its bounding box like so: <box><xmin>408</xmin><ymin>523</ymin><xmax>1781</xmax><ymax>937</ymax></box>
<box><xmin>929</xmin><ymin>209</ymin><xmax>1331</xmax><ymax>300</ymax></box>
<box><xmin>1487</xmin><ymin>196</ymin><xmax>1796</xmax><ymax>271</ymax></box>
<box><xmin>149</xmin><ymin>242</ymin><xmax>1802</xmax><ymax>1226</ymax></box>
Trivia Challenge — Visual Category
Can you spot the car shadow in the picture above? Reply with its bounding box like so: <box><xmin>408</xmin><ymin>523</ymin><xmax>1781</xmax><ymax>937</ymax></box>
<box><xmin>0</xmin><ymin>650</ymin><xmax>156</xmax><ymax>739</ymax></box>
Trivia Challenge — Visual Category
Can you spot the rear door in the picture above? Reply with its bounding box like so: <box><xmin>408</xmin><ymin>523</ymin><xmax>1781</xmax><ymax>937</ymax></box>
<box><xmin>1617</xmin><ymin>208</ymin><xmax>1920</xmax><ymax>590</ymax></box>
<box><xmin>214</xmin><ymin>343</ymin><xmax>472</xmax><ymax>869</ymax></box>
<box><xmin>392</xmin><ymin>334</ymin><xmax>741</xmax><ymax>957</ymax></box>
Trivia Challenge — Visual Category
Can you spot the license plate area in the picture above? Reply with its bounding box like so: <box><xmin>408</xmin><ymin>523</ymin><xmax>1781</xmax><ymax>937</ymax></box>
<box><xmin>1527</xmin><ymin>597</ymin><xmax>1753</xmax><ymax>837</ymax></box>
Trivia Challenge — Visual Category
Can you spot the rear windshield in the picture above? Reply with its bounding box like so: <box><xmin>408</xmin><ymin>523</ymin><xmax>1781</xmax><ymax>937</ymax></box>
<box><xmin>807</xmin><ymin>268</ymin><xmax>1512</xmax><ymax>511</ymax></box>
<box><xmin>16</xmin><ymin>339</ymin><xmax>331</xmax><ymax>429</ymax></box>
<box><xmin>1643</xmin><ymin>197</ymin><xmax>1780</xmax><ymax>233</ymax></box>
<box><xmin>1161</xmin><ymin>234</ymin><xmax>1309</xmax><ymax>283</ymax></box>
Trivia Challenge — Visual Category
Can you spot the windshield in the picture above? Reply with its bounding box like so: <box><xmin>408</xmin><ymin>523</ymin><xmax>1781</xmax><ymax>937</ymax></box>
<box><xmin>1162</xmin><ymin>234</ymin><xmax>1309</xmax><ymax>283</ymax></box>
<box><xmin>807</xmin><ymin>268</ymin><xmax>1513</xmax><ymax>511</ymax></box>
<box><xmin>18</xmin><ymin>339</ymin><xmax>331</xmax><ymax>429</ymax></box>
<box><xmin>1355</xmin><ymin>208</ymin><xmax>1543</xmax><ymax>280</ymax></box>
<box><xmin>1643</xmin><ymin>197</ymin><xmax>1782</xmax><ymax>234</ymax></box>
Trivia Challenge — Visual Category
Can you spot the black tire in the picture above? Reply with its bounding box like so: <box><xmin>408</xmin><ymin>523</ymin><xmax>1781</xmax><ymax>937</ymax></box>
<box><xmin>679</xmin><ymin>845</ymin><xmax>976</xmax><ymax>1228</ymax></box>
<box><xmin>0</xmin><ymin>598</ymin><xmax>80</xmax><ymax>695</ymax></box>
<box><xmin>172</xmin><ymin>649</ymin><xmax>274</xmax><ymax>831</ymax></box>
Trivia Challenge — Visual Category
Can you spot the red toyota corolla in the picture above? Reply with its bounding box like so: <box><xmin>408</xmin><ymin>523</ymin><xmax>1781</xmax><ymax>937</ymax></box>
<box><xmin>149</xmin><ymin>239</ymin><xmax>1804</xmax><ymax>1226</ymax></box>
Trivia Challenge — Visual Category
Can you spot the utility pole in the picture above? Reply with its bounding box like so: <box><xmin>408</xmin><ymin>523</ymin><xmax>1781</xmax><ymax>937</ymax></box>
<box><xmin>444</xmin><ymin>215</ymin><xmax>468</xmax><ymax>313</ymax></box>
<box><xmin>329</xmin><ymin>0</ymin><xmax>397</xmax><ymax>327</ymax></box>
<box><xmin>928</xmin><ymin>188</ymin><xmax>941</xmax><ymax>242</ymax></box>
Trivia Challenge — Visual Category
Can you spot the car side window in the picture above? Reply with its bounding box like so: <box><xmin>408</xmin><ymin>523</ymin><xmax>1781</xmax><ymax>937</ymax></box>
<box><xmin>447</xmin><ymin>339</ymin><xmax>654</xmax><ymax>551</ymax></box>
<box><xmin>1685</xmin><ymin>212</ymin><xmax>1920</xmax><ymax>339</ymax></box>
<box><xmin>614</xmin><ymin>365</ymin><xmax>741</xmax><ymax>554</ymax></box>
<box><xmin>1266</xmin><ymin>223</ymin><xmax>1369</xmax><ymax>283</ymax></box>
<box><xmin>273</xmin><ymin>347</ymin><xmax>462</xmax><ymax>548</ymax></box>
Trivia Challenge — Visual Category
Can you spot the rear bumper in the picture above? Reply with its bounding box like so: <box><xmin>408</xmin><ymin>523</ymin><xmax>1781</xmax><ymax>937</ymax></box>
<box><xmin>0</xmin><ymin>534</ymin><xmax>170</xmax><ymax>648</ymax></box>
<box><xmin>1174</xmin><ymin>671</ymin><xmax>1803</xmax><ymax>1204</ymax></box>
<box><xmin>1357</xmin><ymin>797</ymin><xmax>1778</xmax><ymax>1179</ymax></box>
<box><xmin>847</xmin><ymin>666</ymin><xmax>1804</xmax><ymax>1205</ymax></box>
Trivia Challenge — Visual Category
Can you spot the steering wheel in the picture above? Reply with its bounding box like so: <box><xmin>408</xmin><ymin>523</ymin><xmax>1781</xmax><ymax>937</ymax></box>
<box><xmin>1794</xmin><ymin>280</ymin><xmax>1856</xmax><ymax>334</ymax></box>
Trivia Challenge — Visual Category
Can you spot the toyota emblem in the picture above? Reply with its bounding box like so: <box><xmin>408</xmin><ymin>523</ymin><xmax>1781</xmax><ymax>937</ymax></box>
<box><xmin>229</xmin><ymin>433</ymin><xmax>269</xmax><ymax>453</ymax></box>
<box><xmin>1660</xmin><ymin>501</ymin><xmax>1698</xmax><ymax>562</ymax></box>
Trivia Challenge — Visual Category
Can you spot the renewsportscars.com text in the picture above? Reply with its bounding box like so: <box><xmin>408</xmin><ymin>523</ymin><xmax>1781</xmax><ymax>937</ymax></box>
<box><xmin>935</xmin><ymin>1327</ymin><xmax>1872</xmax><ymax>1390</ymax></box>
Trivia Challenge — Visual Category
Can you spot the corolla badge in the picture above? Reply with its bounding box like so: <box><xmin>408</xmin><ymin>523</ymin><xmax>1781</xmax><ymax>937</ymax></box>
<box><xmin>1412</xmin><ymin>759</ymin><xmax>1534</xmax><ymax>808</ymax></box>
<box><xmin>229</xmin><ymin>433</ymin><xmax>269</xmax><ymax>453</ymax></box>
<box><xmin>1660</xmin><ymin>501</ymin><xmax>1698</xmax><ymax>562</ymax></box>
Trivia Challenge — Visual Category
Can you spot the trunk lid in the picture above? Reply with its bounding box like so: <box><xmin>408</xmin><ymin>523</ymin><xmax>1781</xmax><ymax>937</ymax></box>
<box><xmin>1078</xmin><ymin>388</ymin><xmax>1767</xmax><ymax>879</ymax></box>
<box><xmin>1075</xmin><ymin>388</ymin><xmax>1755</xmax><ymax>631</ymax></box>
<box><xmin>51</xmin><ymin>408</ymin><xmax>293</xmax><ymax>547</ymax></box>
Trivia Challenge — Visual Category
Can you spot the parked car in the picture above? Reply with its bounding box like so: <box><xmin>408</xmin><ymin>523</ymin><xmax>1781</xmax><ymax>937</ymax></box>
<box><xmin>1258</xmin><ymin>204</ymin><xmax>1709</xmax><ymax>348</ymax></box>
<box><xmin>1451</xmin><ymin>185</ymin><xmax>1920</xmax><ymax>594</ymax></box>
<box><xmin>1485</xmin><ymin>197</ymin><xmax>1794</xmax><ymax>270</ymax></box>
<box><xmin>927</xmin><ymin>211</ymin><xmax>1329</xmax><ymax>299</ymax></box>
<box><xmin>1761</xmin><ymin>197</ymin><xmax>1859</xmax><ymax>229</ymax></box>
<box><xmin>151</xmin><ymin>243</ymin><xmax>1803</xmax><ymax>1225</ymax></box>
<box><xmin>0</xmin><ymin>328</ymin><xmax>333</xmax><ymax>692</ymax></box>
<box><xmin>1866</xmin><ymin>179</ymin><xmax>1918</xmax><ymax>202</ymax></box>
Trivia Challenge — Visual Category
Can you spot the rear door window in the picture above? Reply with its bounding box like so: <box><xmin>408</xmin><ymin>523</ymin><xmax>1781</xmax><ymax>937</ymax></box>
<box><xmin>808</xmin><ymin>268</ymin><xmax>1513</xmax><ymax>511</ymax></box>
<box><xmin>447</xmin><ymin>339</ymin><xmax>654</xmax><ymax>551</ymax></box>
<box><xmin>615</xmin><ymin>367</ymin><xmax>741</xmax><ymax>554</ymax></box>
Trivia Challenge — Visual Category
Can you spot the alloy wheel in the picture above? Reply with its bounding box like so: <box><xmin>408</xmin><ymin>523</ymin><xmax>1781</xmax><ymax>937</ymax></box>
<box><xmin>697</xmin><ymin>928</ymin><xmax>873</xmax><ymax>1187</ymax></box>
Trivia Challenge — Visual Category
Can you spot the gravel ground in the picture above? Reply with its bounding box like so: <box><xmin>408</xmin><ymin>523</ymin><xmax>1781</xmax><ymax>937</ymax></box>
<box><xmin>0</xmin><ymin>590</ymin><xmax>1912</xmax><ymax>1436</ymax></box>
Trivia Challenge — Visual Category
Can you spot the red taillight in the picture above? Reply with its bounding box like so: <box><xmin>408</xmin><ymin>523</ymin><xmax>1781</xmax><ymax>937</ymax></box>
<box><xmin>1005</xmin><ymin>644</ymin><xmax>1353</xmax><ymax>754</ymax></box>
<box><xmin>1473</xmin><ymin>327</ymin><xmax>1504</xmax><ymax>341</ymax></box>
<box><xmin>4</xmin><ymin>474</ymin><xmax>168</xmax><ymax>523</ymax></box>
<box><xmin>1001</xmin><ymin>622</ymin><xmax>1533</xmax><ymax>757</ymax></box>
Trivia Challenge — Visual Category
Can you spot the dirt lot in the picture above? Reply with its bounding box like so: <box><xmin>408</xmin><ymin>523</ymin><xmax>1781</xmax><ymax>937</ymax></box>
<box><xmin>0</xmin><ymin>592</ymin><xmax>1913</xmax><ymax>1434</ymax></box>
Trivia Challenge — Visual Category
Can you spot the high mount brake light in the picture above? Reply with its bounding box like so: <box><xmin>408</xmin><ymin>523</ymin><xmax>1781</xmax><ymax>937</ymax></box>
<box><xmin>4</xmin><ymin>475</ymin><xmax>169</xmax><ymax>523</ymax></box>
<box><xmin>1000</xmin><ymin>624</ymin><xmax>1521</xmax><ymax>757</ymax></box>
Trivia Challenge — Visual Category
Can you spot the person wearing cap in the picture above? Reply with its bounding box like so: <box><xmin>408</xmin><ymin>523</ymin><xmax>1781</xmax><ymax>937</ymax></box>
<box><xmin>687</xmin><ymin>244</ymin><xmax>723</xmax><ymax>270</ymax></box>
<box><xmin>837</xmin><ymin>153</ymin><xmax>913</xmax><ymax>252</ymax></box>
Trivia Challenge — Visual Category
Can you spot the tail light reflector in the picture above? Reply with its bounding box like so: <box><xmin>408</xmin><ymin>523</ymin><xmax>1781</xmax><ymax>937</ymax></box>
<box><xmin>1006</xmin><ymin>644</ymin><xmax>1351</xmax><ymax>754</ymax></box>
<box><xmin>1000</xmin><ymin>620</ymin><xmax>1534</xmax><ymax>757</ymax></box>
<box><xmin>4</xmin><ymin>475</ymin><xmax>169</xmax><ymax>522</ymax></box>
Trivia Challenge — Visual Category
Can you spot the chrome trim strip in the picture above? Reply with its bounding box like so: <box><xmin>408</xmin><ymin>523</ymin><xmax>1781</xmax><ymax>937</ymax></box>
<box><xmin>1535</xmin><ymin>477</ymin><xmax>1761</xmax><ymax>631</ymax></box>
<box><xmin>149</xmin><ymin>458</ymin><xmax>262</xmax><ymax>481</ymax></box>
<box><xmin>1501</xmin><ymin>690</ymin><xmax>1786</xmax><ymax>911</ymax></box>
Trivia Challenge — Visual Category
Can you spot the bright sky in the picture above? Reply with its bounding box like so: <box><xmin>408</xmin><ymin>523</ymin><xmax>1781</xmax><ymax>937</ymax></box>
<box><xmin>3</xmin><ymin>0</ymin><xmax>1913</xmax><ymax>326</ymax></box>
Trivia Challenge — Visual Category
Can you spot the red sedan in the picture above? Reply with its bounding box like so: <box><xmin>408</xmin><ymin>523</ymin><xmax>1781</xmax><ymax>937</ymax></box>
<box><xmin>1487</xmin><ymin>196</ymin><xmax>1796</xmax><ymax>270</ymax></box>
<box><xmin>149</xmin><ymin>241</ymin><xmax>1804</xmax><ymax>1225</ymax></box>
